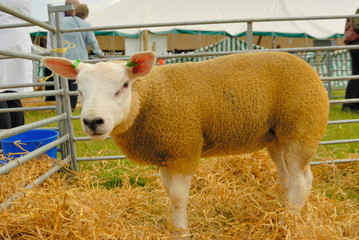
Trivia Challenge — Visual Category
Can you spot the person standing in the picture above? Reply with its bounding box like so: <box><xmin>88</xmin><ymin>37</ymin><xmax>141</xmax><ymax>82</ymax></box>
<box><xmin>46</xmin><ymin>0</ymin><xmax>80</xmax><ymax>51</ymax></box>
<box><xmin>61</xmin><ymin>3</ymin><xmax>104</xmax><ymax>109</ymax></box>
<box><xmin>343</xmin><ymin>7</ymin><xmax>359</xmax><ymax>113</ymax></box>
<box><xmin>0</xmin><ymin>0</ymin><xmax>33</xmax><ymax>129</ymax></box>
<box><xmin>62</xmin><ymin>4</ymin><xmax>104</xmax><ymax>61</ymax></box>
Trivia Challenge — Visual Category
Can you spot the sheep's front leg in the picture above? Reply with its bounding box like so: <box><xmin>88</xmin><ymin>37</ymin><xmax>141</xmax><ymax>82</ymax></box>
<box><xmin>160</xmin><ymin>166</ymin><xmax>193</xmax><ymax>235</ymax></box>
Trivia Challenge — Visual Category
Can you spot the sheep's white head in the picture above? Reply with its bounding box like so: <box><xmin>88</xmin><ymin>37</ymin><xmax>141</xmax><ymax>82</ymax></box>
<box><xmin>42</xmin><ymin>52</ymin><xmax>156</xmax><ymax>141</ymax></box>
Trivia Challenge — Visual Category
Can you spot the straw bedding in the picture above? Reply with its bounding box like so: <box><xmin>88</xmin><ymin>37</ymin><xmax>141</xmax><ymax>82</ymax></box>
<box><xmin>1</xmin><ymin>151</ymin><xmax>359</xmax><ymax>239</ymax></box>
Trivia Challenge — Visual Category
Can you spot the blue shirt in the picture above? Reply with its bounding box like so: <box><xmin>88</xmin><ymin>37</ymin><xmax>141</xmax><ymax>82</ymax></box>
<box><xmin>62</xmin><ymin>16</ymin><xmax>104</xmax><ymax>60</ymax></box>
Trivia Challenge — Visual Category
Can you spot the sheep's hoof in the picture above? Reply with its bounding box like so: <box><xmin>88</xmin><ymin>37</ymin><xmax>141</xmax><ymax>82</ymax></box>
<box><xmin>173</xmin><ymin>228</ymin><xmax>190</xmax><ymax>239</ymax></box>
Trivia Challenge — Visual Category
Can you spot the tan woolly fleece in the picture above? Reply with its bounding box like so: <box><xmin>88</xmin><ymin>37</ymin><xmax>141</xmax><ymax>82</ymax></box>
<box><xmin>111</xmin><ymin>52</ymin><xmax>329</xmax><ymax>174</ymax></box>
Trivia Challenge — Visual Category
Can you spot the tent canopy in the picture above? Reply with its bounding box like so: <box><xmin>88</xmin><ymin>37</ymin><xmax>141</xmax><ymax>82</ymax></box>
<box><xmin>86</xmin><ymin>0</ymin><xmax>358</xmax><ymax>39</ymax></box>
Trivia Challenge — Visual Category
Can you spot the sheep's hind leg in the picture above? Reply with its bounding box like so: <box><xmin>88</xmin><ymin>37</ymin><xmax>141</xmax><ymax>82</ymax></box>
<box><xmin>283</xmin><ymin>143</ymin><xmax>315</xmax><ymax>210</ymax></box>
<box><xmin>267</xmin><ymin>143</ymin><xmax>289</xmax><ymax>191</ymax></box>
<box><xmin>160</xmin><ymin>166</ymin><xmax>193</xmax><ymax>236</ymax></box>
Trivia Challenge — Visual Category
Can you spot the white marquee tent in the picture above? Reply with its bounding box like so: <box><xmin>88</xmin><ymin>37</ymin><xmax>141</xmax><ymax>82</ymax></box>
<box><xmin>87</xmin><ymin>0</ymin><xmax>358</xmax><ymax>39</ymax></box>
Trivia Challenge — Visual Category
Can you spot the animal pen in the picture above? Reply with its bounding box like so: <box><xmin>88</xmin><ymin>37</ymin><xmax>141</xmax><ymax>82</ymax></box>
<box><xmin>1</xmin><ymin>3</ymin><xmax>359</xmax><ymax>239</ymax></box>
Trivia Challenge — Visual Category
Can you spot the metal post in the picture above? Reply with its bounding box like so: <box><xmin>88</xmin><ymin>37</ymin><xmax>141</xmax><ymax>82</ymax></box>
<box><xmin>47</xmin><ymin>4</ymin><xmax>67</xmax><ymax>165</ymax></box>
<box><xmin>326</xmin><ymin>50</ymin><xmax>332</xmax><ymax>100</ymax></box>
<box><xmin>52</xmin><ymin>6</ymin><xmax>79</xmax><ymax>172</ymax></box>
<box><xmin>199</xmin><ymin>30</ymin><xmax>203</xmax><ymax>61</ymax></box>
<box><xmin>247</xmin><ymin>22</ymin><xmax>253</xmax><ymax>50</ymax></box>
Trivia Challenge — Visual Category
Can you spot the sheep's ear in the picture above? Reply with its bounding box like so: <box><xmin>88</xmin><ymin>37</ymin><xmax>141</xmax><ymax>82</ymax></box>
<box><xmin>42</xmin><ymin>57</ymin><xmax>86</xmax><ymax>79</ymax></box>
<box><xmin>127</xmin><ymin>51</ymin><xmax>156</xmax><ymax>78</ymax></box>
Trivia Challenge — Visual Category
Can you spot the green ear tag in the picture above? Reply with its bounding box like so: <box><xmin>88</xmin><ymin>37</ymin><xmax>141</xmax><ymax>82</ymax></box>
<box><xmin>72</xmin><ymin>59</ymin><xmax>81</xmax><ymax>69</ymax></box>
<box><xmin>126</xmin><ymin>61</ymin><xmax>138</xmax><ymax>67</ymax></box>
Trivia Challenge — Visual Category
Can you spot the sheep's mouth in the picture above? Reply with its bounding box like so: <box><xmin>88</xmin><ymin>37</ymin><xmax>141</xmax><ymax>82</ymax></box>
<box><xmin>89</xmin><ymin>132</ymin><xmax>106</xmax><ymax>136</ymax></box>
<box><xmin>91</xmin><ymin>133</ymin><xmax>104</xmax><ymax>136</ymax></box>
<box><xmin>83</xmin><ymin>127</ymin><xmax>107</xmax><ymax>136</ymax></box>
<box><xmin>87</xmin><ymin>131</ymin><xmax>109</xmax><ymax>141</ymax></box>
<box><xmin>81</xmin><ymin>122</ymin><xmax>111</xmax><ymax>140</ymax></box>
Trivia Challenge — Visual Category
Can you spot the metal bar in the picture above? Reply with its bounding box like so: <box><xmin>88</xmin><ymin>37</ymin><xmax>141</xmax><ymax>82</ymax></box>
<box><xmin>0</xmin><ymin>135</ymin><xmax>69</xmax><ymax>176</ymax></box>
<box><xmin>322</xmin><ymin>75</ymin><xmax>359</xmax><ymax>81</ymax></box>
<box><xmin>71</xmin><ymin>116</ymin><xmax>81</xmax><ymax>120</ymax></box>
<box><xmin>320</xmin><ymin>139</ymin><xmax>359</xmax><ymax>145</ymax></box>
<box><xmin>0</xmin><ymin>47</ymin><xmax>43</xmax><ymax>61</ymax></box>
<box><xmin>0</xmin><ymin>82</ymin><xmax>54</xmax><ymax>89</ymax></box>
<box><xmin>0</xmin><ymin>90</ymin><xmax>63</xmax><ymax>101</ymax></box>
<box><xmin>0</xmin><ymin>3</ymin><xmax>56</xmax><ymax>33</ymax></box>
<box><xmin>61</xmin><ymin>14</ymin><xmax>359</xmax><ymax>33</ymax></box>
<box><xmin>76</xmin><ymin>155</ymin><xmax>127</xmax><ymax>162</ymax></box>
<box><xmin>0</xmin><ymin>106</ymin><xmax>57</xmax><ymax>113</ymax></box>
<box><xmin>0</xmin><ymin>155</ymin><xmax>71</xmax><ymax>211</ymax></box>
<box><xmin>0</xmin><ymin>22</ymin><xmax>36</xmax><ymax>29</ymax></box>
<box><xmin>74</xmin><ymin>136</ymin><xmax>111</xmax><ymax>142</ymax></box>
<box><xmin>329</xmin><ymin>98</ymin><xmax>359</xmax><ymax>104</ymax></box>
<box><xmin>311</xmin><ymin>158</ymin><xmax>359</xmax><ymax>166</ymax></box>
<box><xmin>0</xmin><ymin>49</ymin><xmax>49</xmax><ymax>59</ymax></box>
<box><xmin>69</xmin><ymin>91</ymin><xmax>78</xmax><ymax>96</ymax></box>
<box><xmin>0</xmin><ymin>114</ymin><xmax>66</xmax><ymax>140</ymax></box>
<box><xmin>325</xmin><ymin>50</ymin><xmax>332</xmax><ymax>100</ymax></box>
<box><xmin>328</xmin><ymin>119</ymin><xmax>359</xmax><ymax>125</ymax></box>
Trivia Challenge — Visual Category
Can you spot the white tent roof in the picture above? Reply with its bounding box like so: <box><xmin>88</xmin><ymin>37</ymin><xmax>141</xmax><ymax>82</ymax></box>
<box><xmin>87</xmin><ymin>0</ymin><xmax>358</xmax><ymax>39</ymax></box>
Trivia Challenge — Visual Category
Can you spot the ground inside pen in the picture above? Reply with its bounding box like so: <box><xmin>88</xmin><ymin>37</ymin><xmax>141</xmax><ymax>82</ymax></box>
<box><xmin>0</xmin><ymin>151</ymin><xmax>359</xmax><ymax>239</ymax></box>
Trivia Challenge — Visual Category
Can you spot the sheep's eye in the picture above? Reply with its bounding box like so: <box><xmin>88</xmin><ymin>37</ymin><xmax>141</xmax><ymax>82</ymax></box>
<box><xmin>115</xmin><ymin>81</ymin><xmax>129</xmax><ymax>97</ymax></box>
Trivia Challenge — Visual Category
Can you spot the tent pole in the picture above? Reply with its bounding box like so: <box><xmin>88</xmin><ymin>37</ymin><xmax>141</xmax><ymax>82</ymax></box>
<box><xmin>272</xmin><ymin>33</ymin><xmax>275</xmax><ymax>48</ymax></box>
<box><xmin>143</xmin><ymin>30</ymin><xmax>149</xmax><ymax>51</ymax></box>
<box><xmin>247</xmin><ymin>21</ymin><xmax>253</xmax><ymax>50</ymax></box>
<box><xmin>139</xmin><ymin>31</ymin><xmax>142</xmax><ymax>52</ymax></box>
<box><xmin>171</xmin><ymin>32</ymin><xmax>176</xmax><ymax>54</ymax></box>
<box><xmin>305</xmin><ymin>33</ymin><xmax>309</xmax><ymax>47</ymax></box>
<box><xmin>110</xmin><ymin>32</ymin><xmax>115</xmax><ymax>54</ymax></box>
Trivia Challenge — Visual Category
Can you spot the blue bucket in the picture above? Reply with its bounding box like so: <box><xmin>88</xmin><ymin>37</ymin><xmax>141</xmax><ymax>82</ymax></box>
<box><xmin>0</xmin><ymin>129</ymin><xmax>59</xmax><ymax>164</ymax></box>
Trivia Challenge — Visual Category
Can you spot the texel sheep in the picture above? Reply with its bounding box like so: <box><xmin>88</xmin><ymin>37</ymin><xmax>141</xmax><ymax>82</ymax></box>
<box><xmin>42</xmin><ymin>51</ymin><xmax>329</xmax><ymax>235</ymax></box>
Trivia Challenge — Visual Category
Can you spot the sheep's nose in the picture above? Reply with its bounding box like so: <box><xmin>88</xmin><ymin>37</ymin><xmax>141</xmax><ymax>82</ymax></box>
<box><xmin>83</xmin><ymin>117</ymin><xmax>104</xmax><ymax>131</ymax></box>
